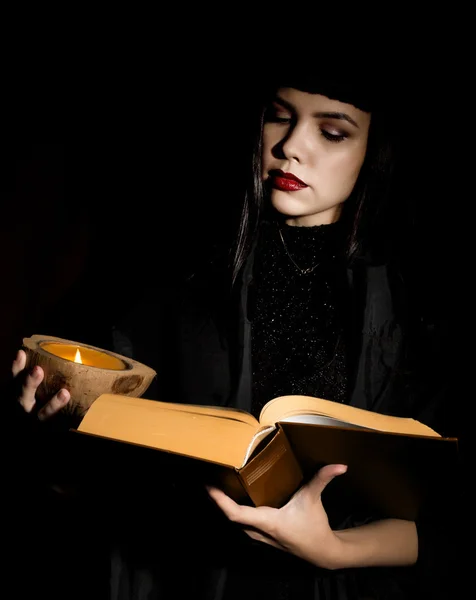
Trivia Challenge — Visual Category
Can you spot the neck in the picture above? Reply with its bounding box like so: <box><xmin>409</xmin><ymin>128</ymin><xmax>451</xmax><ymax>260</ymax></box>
<box><xmin>283</xmin><ymin>209</ymin><xmax>342</xmax><ymax>228</ymax></box>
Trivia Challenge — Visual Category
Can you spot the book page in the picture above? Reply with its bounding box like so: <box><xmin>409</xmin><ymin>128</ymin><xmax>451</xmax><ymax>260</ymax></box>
<box><xmin>280</xmin><ymin>414</ymin><xmax>368</xmax><ymax>429</ymax></box>
<box><xmin>77</xmin><ymin>394</ymin><xmax>260</xmax><ymax>467</ymax></box>
<box><xmin>242</xmin><ymin>425</ymin><xmax>276</xmax><ymax>465</ymax></box>
<box><xmin>259</xmin><ymin>395</ymin><xmax>441</xmax><ymax>437</ymax></box>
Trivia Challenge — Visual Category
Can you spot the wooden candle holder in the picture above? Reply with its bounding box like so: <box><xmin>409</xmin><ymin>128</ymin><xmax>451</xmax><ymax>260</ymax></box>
<box><xmin>23</xmin><ymin>334</ymin><xmax>157</xmax><ymax>418</ymax></box>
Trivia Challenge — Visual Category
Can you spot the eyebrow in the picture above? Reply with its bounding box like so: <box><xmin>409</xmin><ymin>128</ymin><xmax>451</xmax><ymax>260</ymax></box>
<box><xmin>274</xmin><ymin>96</ymin><xmax>359</xmax><ymax>128</ymax></box>
<box><xmin>313</xmin><ymin>111</ymin><xmax>359</xmax><ymax>128</ymax></box>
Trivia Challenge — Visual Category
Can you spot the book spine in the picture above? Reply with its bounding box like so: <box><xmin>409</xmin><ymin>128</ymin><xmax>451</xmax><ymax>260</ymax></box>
<box><xmin>238</xmin><ymin>427</ymin><xmax>304</xmax><ymax>508</ymax></box>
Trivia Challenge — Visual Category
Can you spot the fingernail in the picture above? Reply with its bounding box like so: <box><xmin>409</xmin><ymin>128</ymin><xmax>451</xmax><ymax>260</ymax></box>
<box><xmin>30</xmin><ymin>366</ymin><xmax>40</xmax><ymax>378</ymax></box>
<box><xmin>58</xmin><ymin>389</ymin><xmax>69</xmax><ymax>402</ymax></box>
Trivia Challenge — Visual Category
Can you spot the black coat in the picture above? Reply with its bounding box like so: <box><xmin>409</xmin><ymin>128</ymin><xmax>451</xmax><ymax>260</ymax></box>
<box><xmin>101</xmin><ymin>252</ymin><xmax>461</xmax><ymax>600</ymax></box>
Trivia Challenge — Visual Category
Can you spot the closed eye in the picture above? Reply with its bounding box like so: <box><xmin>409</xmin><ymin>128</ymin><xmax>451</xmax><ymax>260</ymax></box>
<box><xmin>320</xmin><ymin>130</ymin><xmax>348</xmax><ymax>143</ymax></box>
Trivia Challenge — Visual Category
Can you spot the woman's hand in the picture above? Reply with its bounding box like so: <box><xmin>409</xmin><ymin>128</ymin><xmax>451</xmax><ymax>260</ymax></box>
<box><xmin>12</xmin><ymin>349</ymin><xmax>70</xmax><ymax>420</ymax></box>
<box><xmin>10</xmin><ymin>350</ymin><xmax>80</xmax><ymax>494</ymax></box>
<box><xmin>207</xmin><ymin>463</ymin><xmax>348</xmax><ymax>570</ymax></box>
<box><xmin>208</xmin><ymin>462</ymin><xmax>418</xmax><ymax>570</ymax></box>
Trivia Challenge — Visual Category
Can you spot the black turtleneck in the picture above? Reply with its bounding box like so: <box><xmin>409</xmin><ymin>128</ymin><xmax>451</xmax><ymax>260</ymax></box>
<box><xmin>249</xmin><ymin>220</ymin><xmax>350</xmax><ymax>418</ymax></box>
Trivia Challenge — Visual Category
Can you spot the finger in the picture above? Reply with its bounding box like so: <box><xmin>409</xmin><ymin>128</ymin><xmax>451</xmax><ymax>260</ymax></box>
<box><xmin>37</xmin><ymin>389</ymin><xmax>70</xmax><ymax>421</ymax></box>
<box><xmin>207</xmin><ymin>486</ymin><xmax>277</xmax><ymax>531</ymax></box>
<box><xmin>19</xmin><ymin>365</ymin><xmax>44</xmax><ymax>413</ymax></box>
<box><xmin>12</xmin><ymin>349</ymin><xmax>27</xmax><ymax>377</ymax></box>
<box><xmin>305</xmin><ymin>464</ymin><xmax>348</xmax><ymax>499</ymax></box>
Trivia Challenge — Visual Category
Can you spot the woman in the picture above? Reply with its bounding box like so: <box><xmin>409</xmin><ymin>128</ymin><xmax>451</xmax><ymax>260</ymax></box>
<box><xmin>10</xmin><ymin>65</ymin><xmax>459</xmax><ymax>599</ymax></box>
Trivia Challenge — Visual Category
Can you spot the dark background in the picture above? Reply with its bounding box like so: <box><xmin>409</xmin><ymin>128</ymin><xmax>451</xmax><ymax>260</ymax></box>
<box><xmin>1</xmin><ymin>67</ymin><xmax>260</xmax><ymax>385</ymax></box>
<box><xmin>1</xmin><ymin>72</ymin><xmax>460</xmax><ymax>388</ymax></box>
<box><xmin>1</xmin><ymin>55</ymin><xmax>471</xmax><ymax>598</ymax></box>
<box><xmin>2</xmin><ymin>6</ymin><xmax>470</xmax><ymax>390</ymax></box>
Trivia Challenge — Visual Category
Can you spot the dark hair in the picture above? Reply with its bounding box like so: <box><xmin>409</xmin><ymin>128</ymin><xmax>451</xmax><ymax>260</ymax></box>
<box><xmin>230</xmin><ymin>87</ymin><xmax>400</xmax><ymax>286</ymax></box>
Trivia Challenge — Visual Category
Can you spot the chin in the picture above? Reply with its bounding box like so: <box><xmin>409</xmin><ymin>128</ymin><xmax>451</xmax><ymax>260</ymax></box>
<box><xmin>270</xmin><ymin>192</ymin><xmax>341</xmax><ymax>226</ymax></box>
<box><xmin>270</xmin><ymin>191</ymin><xmax>312</xmax><ymax>219</ymax></box>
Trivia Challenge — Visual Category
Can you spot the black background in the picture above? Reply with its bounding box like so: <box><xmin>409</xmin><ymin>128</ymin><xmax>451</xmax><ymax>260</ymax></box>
<box><xmin>1</xmin><ymin>64</ymin><xmax>462</xmax><ymax>386</ymax></box>
<box><xmin>1</xmin><ymin>58</ymin><xmax>261</xmax><ymax>383</ymax></box>
<box><xmin>1</xmin><ymin>43</ymin><xmax>470</xmax><ymax>598</ymax></box>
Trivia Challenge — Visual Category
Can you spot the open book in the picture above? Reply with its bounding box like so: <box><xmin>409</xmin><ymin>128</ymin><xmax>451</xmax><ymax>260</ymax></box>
<box><xmin>75</xmin><ymin>394</ymin><xmax>458</xmax><ymax>520</ymax></box>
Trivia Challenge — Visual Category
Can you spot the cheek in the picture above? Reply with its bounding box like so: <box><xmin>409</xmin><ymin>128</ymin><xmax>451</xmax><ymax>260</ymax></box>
<box><xmin>327</xmin><ymin>149</ymin><xmax>367</xmax><ymax>188</ymax></box>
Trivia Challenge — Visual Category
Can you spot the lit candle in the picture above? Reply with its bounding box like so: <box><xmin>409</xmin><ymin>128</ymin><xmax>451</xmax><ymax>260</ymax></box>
<box><xmin>23</xmin><ymin>334</ymin><xmax>157</xmax><ymax>417</ymax></box>
<box><xmin>41</xmin><ymin>342</ymin><xmax>127</xmax><ymax>370</ymax></box>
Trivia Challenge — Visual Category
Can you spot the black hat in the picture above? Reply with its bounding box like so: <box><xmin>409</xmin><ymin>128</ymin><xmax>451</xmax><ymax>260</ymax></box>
<box><xmin>264</xmin><ymin>57</ymin><xmax>387</xmax><ymax>113</ymax></box>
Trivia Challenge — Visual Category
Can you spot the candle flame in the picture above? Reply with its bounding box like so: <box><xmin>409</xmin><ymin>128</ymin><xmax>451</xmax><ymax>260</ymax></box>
<box><xmin>74</xmin><ymin>348</ymin><xmax>83</xmax><ymax>364</ymax></box>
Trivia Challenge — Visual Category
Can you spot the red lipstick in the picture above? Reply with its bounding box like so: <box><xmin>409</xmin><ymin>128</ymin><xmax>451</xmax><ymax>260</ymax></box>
<box><xmin>269</xmin><ymin>169</ymin><xmax>308</xmax><ymax>191</ymax></box>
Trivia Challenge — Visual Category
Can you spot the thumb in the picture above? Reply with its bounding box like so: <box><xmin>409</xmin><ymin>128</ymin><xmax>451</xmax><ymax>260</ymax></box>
<box><xmin>12</xmin><ymin>349</ymin><xmax>27</xmax><ymax>377</ymax></box>
<box><xmin>306</xmin><ymin>463</ymin><xmax>347</xmax><ymax>499</ymax></box>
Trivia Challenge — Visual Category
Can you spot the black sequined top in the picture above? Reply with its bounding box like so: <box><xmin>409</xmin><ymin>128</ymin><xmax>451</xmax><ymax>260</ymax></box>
<box><xmin>249</xmin><ymin>220</ymin><xmax>350</xmax><ymax>418</ymax></box>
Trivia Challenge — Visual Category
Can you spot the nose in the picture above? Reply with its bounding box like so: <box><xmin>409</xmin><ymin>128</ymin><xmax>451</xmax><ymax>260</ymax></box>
<box><xmin>280</xmin><ymin>121</ymin><xmax>314</xmax><ymax>163</ymax></box>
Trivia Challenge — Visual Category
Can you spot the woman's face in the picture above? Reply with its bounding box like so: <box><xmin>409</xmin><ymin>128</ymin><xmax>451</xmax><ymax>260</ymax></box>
<box><xmin>262</xmin><ymin>87</ymin><xmax>371</xmax><ymax>226</ymax></box>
